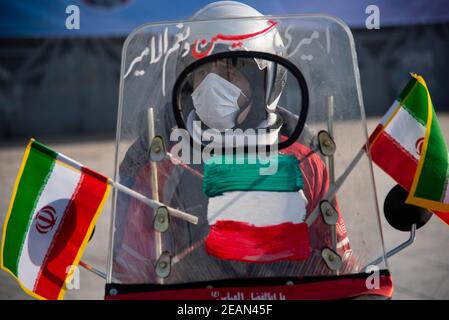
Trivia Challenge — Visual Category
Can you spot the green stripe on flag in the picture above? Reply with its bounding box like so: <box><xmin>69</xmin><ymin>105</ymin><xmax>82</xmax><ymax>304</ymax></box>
<box><xmin>400</xmin><ymin>78</ymin><xmax>428</xmax><ymax>126</ymax></box>
<box><xmin>398</xmin><ymin>76</ymin><xmax>418</xmax><ymax>102</ymax></box>
<box><xmin>2</xmin><ymin>141</ymin><xmax>56</xmax><ymax>275</ymax></box>
<box><xmin>414</xmin><ymin>104</ymin><xmax>449</xmax><ymax>201</ymax></box>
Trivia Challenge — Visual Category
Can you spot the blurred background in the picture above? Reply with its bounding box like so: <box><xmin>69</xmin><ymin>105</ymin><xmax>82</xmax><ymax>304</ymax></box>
<box><xmin>0</xmin><ymin>0</ymin><xmax>449</xmax><ymax>300</ymax></box>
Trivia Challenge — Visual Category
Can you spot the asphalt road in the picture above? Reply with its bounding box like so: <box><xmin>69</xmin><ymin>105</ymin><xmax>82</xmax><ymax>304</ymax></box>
<box><xmin>0</xmin><ymin>116</ymin><xmax>448</xmax><ymax>300</ymax></box>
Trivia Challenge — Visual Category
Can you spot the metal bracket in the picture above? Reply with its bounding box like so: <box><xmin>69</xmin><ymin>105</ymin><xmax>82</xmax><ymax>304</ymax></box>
<box><xmin>154</xmin><ymin>206</ymin><xmax>170</xmax><ymax>233</ymax></box>
<box><xmin>318</xmin><ymin>130</ymin><xmax>336</xmax><ymax>157</ymax></box>
<box><xmin>365</xmin><ymin>224</ymin><xmax>416</xmax><ymax>268</ymax></box>
<box><xmin>320</xmin><ymin>200</ymin><xmax>339</xmax><ymax>225</ymax></box>
<box><xmin>149</xmin><ymin>135</ymin><xmax>166</xmax><ymax>162</ymax></box>
<box><xmin>155</xmin><ymin>251</ymin><xmax>172</xmax><ymax>278</ymax></box>
<box><xmin>321</xmin><ymin>247</ymin><xmax>342</xmax><ymax>271</ymax></box>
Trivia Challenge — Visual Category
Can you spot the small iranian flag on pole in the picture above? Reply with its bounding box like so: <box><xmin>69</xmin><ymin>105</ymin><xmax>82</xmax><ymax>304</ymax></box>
<box><xmin>1</xmin><ymin>139</ymin><xmax>110</xmax><ymax>300</ymax></box>
<box><xmin>369</xmin><ymin>73</ymin><xmax>449</xmax><ymax>225</ymax></box>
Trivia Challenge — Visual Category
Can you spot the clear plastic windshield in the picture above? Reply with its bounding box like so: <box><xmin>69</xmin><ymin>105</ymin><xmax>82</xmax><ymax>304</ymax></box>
<box><xmin>108</xmin><ymin>15</ymin><xmax>387</xmax><ymax>286</ymax></box>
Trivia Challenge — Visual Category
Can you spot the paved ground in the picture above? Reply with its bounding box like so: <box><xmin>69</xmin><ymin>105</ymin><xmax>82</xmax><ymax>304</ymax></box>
<box><xmin>0</xmin><ymin>117</ymin><xmax>448</xmax><ymax>300</ymax></box>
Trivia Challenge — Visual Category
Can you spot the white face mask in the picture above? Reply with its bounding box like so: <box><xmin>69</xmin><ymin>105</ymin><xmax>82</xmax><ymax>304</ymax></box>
<box><xmin>191</xmin><ymin>73</ymin><xmax>243</xmax><ymax>131</ymax></box>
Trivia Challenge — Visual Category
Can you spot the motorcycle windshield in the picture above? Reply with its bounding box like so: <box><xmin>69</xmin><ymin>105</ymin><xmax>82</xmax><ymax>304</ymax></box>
<box><xmin>108</xmin><ymin>15</ymin><xmax>388</xmax><ymax>289</ymax></box>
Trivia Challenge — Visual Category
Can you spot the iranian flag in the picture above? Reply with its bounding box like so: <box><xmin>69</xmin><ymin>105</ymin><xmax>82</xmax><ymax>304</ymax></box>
<box><xmin>369</xmin><ymin>74</ymin><xmax>449</xmax><ymax>224</ymax></box>
<box><xmin>1</xmin><ymin>139</ymin><xmax>110</xmax><ymax>300</ymax></box>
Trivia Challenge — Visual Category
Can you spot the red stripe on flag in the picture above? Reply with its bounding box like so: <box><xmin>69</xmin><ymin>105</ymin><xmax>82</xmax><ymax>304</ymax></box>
<box><xmin>370</xmin><ymin>130</ymin><xmax>418</xmax><ymax>190</ymax></box>
<box><xmin>205</xmin><ymin>221</ymin><xmax>311</xmax><ymax>262</ymax></box>
<box><xmin>434</xmin><ymin>211</ymin><xmax>449</xmax><ymax>225</ymax></box>
<box><xmin>368</xmin><ymin>124</ymin><xmax>384</xmax><ymax>146</ymax></box>
<box><xmin>82</xmin><ymin>166</ymin><xmax>109</xmax><ymax>184</ymax></box>
<box><xmin>33</xmin><ymin>169</ymin><xmax>108</xmax><ymax>299</ymax></box>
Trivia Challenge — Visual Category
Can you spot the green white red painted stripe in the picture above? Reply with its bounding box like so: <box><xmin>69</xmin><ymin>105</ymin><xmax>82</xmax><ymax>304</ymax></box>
<box><xmin>206</xmin><ymin>190</ymin><xmax>310</xmax><ymax>261</ymax></box>
<box><xmin>369</xmin><ymin>74</ymin><xmax>449</xmax><ymax>224</ymax></box>
<box><xmin>204</xmin><ymin>155</ymin><xmax>311</xmax><ymax>262</ymax></box>
<box><xmin>207</xmin><ymin>190</ymin><xmax>308</xmax><ymax>226</ymax></box>
<box><xmin>1</xmin><ymin>139</ymin><xmax>110</xmax><ymax>300</ymax></box>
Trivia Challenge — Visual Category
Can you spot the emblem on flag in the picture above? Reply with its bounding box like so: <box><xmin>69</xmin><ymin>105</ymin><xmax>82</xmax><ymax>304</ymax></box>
<box><xmin>34</xmin><ymin>206</ymin><xmax>57</xmax><ymax>234</ymax></box>
<box><xmin>415</xmin><ymin>137</ymin><xmax>424</xmax><ymax>156</ymax></box>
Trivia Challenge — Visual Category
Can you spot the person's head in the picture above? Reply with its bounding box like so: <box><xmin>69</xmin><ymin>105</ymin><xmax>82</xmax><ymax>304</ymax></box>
<box><xmin>184</xmin><ymin>1</ymin><xmax>287</xmax><ymax>132</ymax></box>
<box><xmin>191</xmin><ymin>57</ymin><xmax>258</xmax><ymax>130</ymax></box>
<box><xmin>192</xmin><ymin>59</ymin><xmax>252</xmax><ymax>99</ymax></box>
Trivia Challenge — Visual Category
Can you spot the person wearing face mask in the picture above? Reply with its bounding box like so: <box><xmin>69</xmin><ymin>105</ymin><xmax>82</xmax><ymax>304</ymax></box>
<box><xmin>189</xmin><ymin>58</ymin><xmax>255</xmax><ymax>131</ymax></box>
<box><xmin>182</xmin><ymin>55</ymin><xmax>287</xmax><ymax>149</ymax></box>
<box><xmin>112</xmin><ymin>1</ymin><xmax>351</xmax><ymax>287</ymax></box>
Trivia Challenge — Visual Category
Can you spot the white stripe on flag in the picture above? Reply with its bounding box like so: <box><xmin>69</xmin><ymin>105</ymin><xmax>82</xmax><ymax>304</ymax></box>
<box><xmin>380</xmin><ymin>100</ymin><xmax>400</xmax><ymax>126</ymax></box>
<box><xmin>207</xmin><ymin>191</ymin><xmax>308</xmax><ymax>226</ymax></box>
<box><xmin>17</xmin><ymin>162</ymin><xmax>81</xmax><ymax>290</ymax></box>
<box><xmin>384</xmin><ymin>106</ymin><xmax>426</xmax><ymax>161</ymax></box>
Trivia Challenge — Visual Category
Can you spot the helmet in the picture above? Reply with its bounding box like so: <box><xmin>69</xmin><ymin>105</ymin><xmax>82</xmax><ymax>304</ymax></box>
<box><xmin>176</xmin><ymin>1</ymin><xmax>288</xmax><ymax>132</ymax></box>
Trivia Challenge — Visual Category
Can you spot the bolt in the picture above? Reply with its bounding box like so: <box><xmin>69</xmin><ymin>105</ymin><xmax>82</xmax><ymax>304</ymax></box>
<box><xmin>323</xmin><ymin>140</ymin><xmax>332</xmax><ymax>147</ymax></box>
<box><xmin>326</xmin><ymin>208</ymin><xmax>333</xmax><ymax>216</ymax></box>
<box><xmin>153</xmin><ymin>146</ymin><xmax>161</xmax><ymax>153</ymax></box>
<box><xmin>109</xmin><ymin>288</ymin><xmax>118</xmax><ymax>296</ymax></box>
<box><xmin>158</xmin><ymin>216</ymin><xmax>166</xmax><ymax>223</ymax></box>
<box><xmin>159</xmin><ymin>261</ymin><xmax>168</xmax><ymax>269</ymax></box>
<box><xmin>328</xmin><ymin>254</ymin><xmax>335</xmax><ymax>262</ymax></box>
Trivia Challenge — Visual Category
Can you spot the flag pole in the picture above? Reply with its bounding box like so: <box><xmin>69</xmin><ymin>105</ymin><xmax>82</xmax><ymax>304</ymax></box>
<box><xmin>79</xmin><ymin>260</ymin><xmax>106</xmax><ymax>279</ymax></box>
<box><xmin>327</xmin><ymin>95</ymin><xmax>338</xmax><ymax>257</ymax></box>
<box><xmin>147</xmin><ymin>107</ymin><xmax>164</xmax><ymax>284</ymax></box>
<box><xmin>107</xmin><ymin>178</ymin><xmax>198</xmax><ymax>225</ymax></box>
<box><xmin>327</xmin><ymin>95</ymin><xmax>339</xmax><ymax>275</ymax></box>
